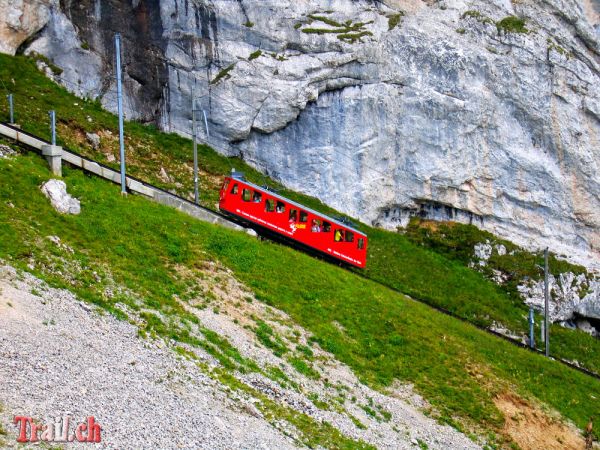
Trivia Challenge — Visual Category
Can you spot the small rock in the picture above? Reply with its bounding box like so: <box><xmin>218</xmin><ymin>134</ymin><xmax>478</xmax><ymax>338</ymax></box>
<box><xmin>106</xmin><ymin>153</ymin><xmax>116</xmax><ymax>162</ymax></box>
<box><xmin>0</xmin><ymin>144</ymin><xmax>17</xmax><ymax>158</ymax></box>
<box><xmin>575</xmin><ymin>319</ymin><xmax>597</xmax><ymax>336</ymax></box>
<box><xmin>86</xmin><ymin>132</ymin><xmax>101</xmax><ymax>150</ymax></box>
<box><xmin>246</xmin><ymin>228</ymin><xmax>258</xmax><ymax>237</ymax></box>
<box><xmin>242</xmin><ymin>402</ymin><xmax>262</xmax><ymax>419</ymax></box>
<box><xmin>47</xmin><ymin>235</ymin><xmax>61</xmax><ymax>245</ymax></box>
<box><xmin>40</xmin><ymin>179</ymin><xmax>81</xmax><ymax>215</ymax></box>
<box><xmin>159</xmin><ymin>166</ymin><xmax>172</xmax><ymax>183</ymax></box>
<box><xmin>473</xmin><ymin>241</ymin><xmax>492</xmax><ymax>266</ymax></box>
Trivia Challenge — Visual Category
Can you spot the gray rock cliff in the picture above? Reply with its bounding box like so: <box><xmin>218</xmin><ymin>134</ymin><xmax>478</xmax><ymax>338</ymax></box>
<box><xmin>2</xmin><ymin>0</ymin><xmax>600</xmax><ymax>269</ymax></box>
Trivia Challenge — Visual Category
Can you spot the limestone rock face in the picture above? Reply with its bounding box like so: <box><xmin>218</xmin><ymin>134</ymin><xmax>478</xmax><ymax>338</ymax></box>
<box><xmin>0</xmin><ymin>0</ymin><xmax>55</xmax><ymax>55</ymax></box>
<box><xmin>574</xmin><ymin>279</ymin><xmax>600</xmax><ymax>319</ymax></box>
<box><xmin>4</xmin><ymin>0</ymin><xmax>600</xmax><ymax>269</ymax></box>
<box><xmin>518</xmin><ymin>273</ymin><xmax>600</xmax><ymax>337</ymax></box>
<box><xmin>40</xmin><ymin>179</ymin><xmax>80</xmax><ymax>215</ymax></box>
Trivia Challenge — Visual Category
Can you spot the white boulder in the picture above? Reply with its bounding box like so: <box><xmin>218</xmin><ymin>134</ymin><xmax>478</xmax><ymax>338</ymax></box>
<box><xmin>40</xmin><ymin>179</ymin><xmax>80</xmax><ymax>215</ymax></box>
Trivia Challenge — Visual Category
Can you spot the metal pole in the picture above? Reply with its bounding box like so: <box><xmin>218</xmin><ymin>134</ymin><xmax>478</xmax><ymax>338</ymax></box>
<box><xmin>528</xmin><ymin>308</ymin><xmax>535</xmax><ymax>349</ymax></box>
<box><xmin>7</xmin><ymin>94</ymin><xmax>14</xmax><ymax>123</ymax></box>
<box><xmin>544</xmin><ymin>247</ymin><xmax>550</xmax><ymax>357</ymax></box>
<box><xmin>49</xmin><ymin>110</ymin><xmax>56</xmax><ymax>146</ymax></box>
<box><xmin>191</xmin><ymin>87</ymin><xmax>199</xmax><ymax>204</ymax></box>
<box><xmin>115</xmin><ymin>33</ymin><xmax>127</xmax><ymax>195</ymax></box>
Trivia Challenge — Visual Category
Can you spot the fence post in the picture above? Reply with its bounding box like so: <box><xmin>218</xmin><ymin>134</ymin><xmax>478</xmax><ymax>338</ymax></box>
<box><xmin>7</xmin><ymin>94</ymin><xmax>14</xmax><ymax>124</ymax></box>
<box><xmin>544</xmin><ymin>247</ymin><xmax>550</xmax><ymax>357</ymax></box>
<box><xmin>528</xmin><ymin>308</ymin><xmax>535</xmax><ymax>349</ymax></box>
<box><xmin>115</xmin><ymin>33</ymin><xmax>127</xmax><ymax>195</ymax></box>
<box><xmin>191</xmin><ymin>86</ymin><xmax>199</xmax><ymax>204</ymax></box>
<box><xmin>49</xmin><ymin>110</ymin><xmax>56</xmax><ymax>145</ymax></box>
<box><xmin>42</xmin><ymin>110</ymin><xmax>62</xmax><ymax>176</ymax></box>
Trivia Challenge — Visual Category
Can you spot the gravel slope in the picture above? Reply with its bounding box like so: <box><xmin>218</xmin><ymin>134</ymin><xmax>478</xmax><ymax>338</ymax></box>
<box><xmin>0</xmin><ymin>263</ymin><xmax>481</xmax><ymax>449</ymax></box>
<box><xmin>0</xmin><ymin>265</ymin><xmax>299</xmax><ymax>449</ymax></box>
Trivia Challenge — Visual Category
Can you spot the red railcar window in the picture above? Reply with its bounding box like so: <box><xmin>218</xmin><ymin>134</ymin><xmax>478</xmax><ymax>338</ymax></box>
<box><xmin>289</xmin><ymin>209</ymin><xmax>297</xmax><ymax>222</ymax></box>
<box><xmin>242</xmin><ymin>188</ymin><xmax>252</xmax><ymax>201</ymax></box>
<box><xmin>334</xmin><ymin>229</ymin><xmax>344</xmax><ymax>242</ymax></box>
<box><xmin>231</xmin><ymin>184</ymin><xmax>238</xmax><ymax>194</ymax></box>
<box><xmin>253</xmin><ymin>191</ymin><xmax>262</xmax><ymax>203</ymax></box>
<box><xmin>323</xmin><ymin>221</ymin><xmax>331</xmax><ymax>232</ymax></box>
<box><xmin>299</xmin><ymin>211</ymin><xmax>308</xmax><ymax>223</ymax></box>
<box><xmin>265</xmin><ymin>199</ymin><xmax>275</xmax><ymax>212</ymax></box>
<box><xmin>345</xmin><ymin>231</ymin><xmax>354</xmax><ymax>243</ymax></box>
<box><xmin>311</xmin><ymin>219</ymin><xmax>322</xmax><ymax>232</ymax></box>
<box><xmin>276</xmin><ymin>201</ymin><xmax>285</xmax><ymax>213</ymax></box>
<box><xmin>358</xmin><ymin>237</ymin><xmax>365</xmax><ymax>249</ymax></box>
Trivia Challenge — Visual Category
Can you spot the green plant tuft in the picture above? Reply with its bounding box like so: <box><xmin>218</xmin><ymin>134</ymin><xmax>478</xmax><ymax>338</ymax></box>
<box><xmin>387</xmin><ymin>12</ymin><xmax>404</xmax><ymax>31</ymax></box>
<box><xmin>496</xmin><ymin>16</ymin><xmax>528</xmax><ymax>34</ymax></box>
<box><xmin>210</xmin><ymin>64</ymin><xmax>235</xmax><ymax>85</ymax></box>
<box><xmin>248</xmin><ymin>50</ymin><xmax>262</xmax><ymax>61</ymax></box>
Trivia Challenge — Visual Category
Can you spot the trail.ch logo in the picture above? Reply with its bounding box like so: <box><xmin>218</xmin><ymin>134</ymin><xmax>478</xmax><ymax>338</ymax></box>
<box><xmin>13</xmin><ymin>415</ymin><xmax>102</xmax><ymax>443</ymax></box>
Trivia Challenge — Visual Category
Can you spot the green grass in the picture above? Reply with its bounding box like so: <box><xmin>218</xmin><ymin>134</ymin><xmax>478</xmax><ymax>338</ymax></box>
<box><xmin>214</xmin><ymin>369</ymin><xmax>375</xmax><ymax>449</ymax></box>
<box><xmin>399</xmin><ymin>219</ymin><xmax>600</xmax><ymax>372</ymax></box>
<box><xmin>1</xmin><ymin>154</ymin><xmax>599</xmax><ymax>444</ymax></box>
<box><xmin>255</xmin><ymin>320</ymin><xmax>289</xmax><ymax>356</ymax></box>
<box><xmin>0</xmin><ymin>52</ymin><xmax>600</xmax><ymax>372</ymax></box>
<box><xmin>0</xmin><ymin>51</ymin><xmax>600</xmax><ymax>384</ymax></box>
<box><xmin>0</xmin><ymin>154</ymin><xmax>375</xmax><ymax>449</ymax></box>
<box><xmin>1</xmin><ymin>52</ymin><xmax>599</xmax><ymax>378</ymax></box>
<box><xmin>288</xmin><ymin>357</ymin><xmax>320</xmax><ymax>380</ymax></box>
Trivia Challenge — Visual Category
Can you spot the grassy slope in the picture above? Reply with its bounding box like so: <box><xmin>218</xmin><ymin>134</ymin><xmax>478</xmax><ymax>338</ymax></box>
<box><xmin>1</xmin><ymin>153</ymin><xmax>599</xmax><ymax>446</ymax></box>
<box><xmin>1</xmin><ymin>53</ymin><xmax>599</xmax><ymax>373</ymax></box>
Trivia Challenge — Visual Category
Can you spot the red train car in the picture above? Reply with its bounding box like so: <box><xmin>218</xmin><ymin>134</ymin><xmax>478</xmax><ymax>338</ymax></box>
<box><xmin>219</xmin><ymin>174</ymin><xmax>368</xmax><ymax>268</ymax></box>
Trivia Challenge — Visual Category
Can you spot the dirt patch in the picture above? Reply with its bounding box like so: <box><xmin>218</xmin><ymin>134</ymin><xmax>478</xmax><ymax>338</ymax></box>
<box><xmin>494</xmin><ymin>392</ymin><xmax>585</xmax><ymax>450</ymax></box>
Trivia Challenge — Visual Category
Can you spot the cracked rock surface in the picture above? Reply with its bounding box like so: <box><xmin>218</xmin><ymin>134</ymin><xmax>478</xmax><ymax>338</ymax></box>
<box><xmin>2</xmin><ymin>0</ymin><xmax>600</xmax><ymax>269</ymax></box>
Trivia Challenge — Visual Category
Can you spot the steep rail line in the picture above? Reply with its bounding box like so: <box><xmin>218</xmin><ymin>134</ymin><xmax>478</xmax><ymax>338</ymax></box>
<box><xmin>0</xmin><ymin>122</ymin><xmax>242</xmax><ymax>231</ymax></box>
<box><xmin>2</xmin><ymin>122</ymin><xmax>599</xmax><ymax>381</ymax></box>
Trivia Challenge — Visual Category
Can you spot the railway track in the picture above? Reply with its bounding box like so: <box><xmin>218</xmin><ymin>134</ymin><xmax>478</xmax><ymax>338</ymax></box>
<box><xmin>3</xmin><ymin>122</ymin><xmax>599</xmax><ymax>382</ymax></box>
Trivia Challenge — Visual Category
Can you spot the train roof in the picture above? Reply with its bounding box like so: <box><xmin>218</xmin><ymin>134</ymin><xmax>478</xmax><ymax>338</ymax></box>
<box><xmin>227</xmin><ymin>176</ymin><xmax>367</xmax><ymax>237</ymax></box>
